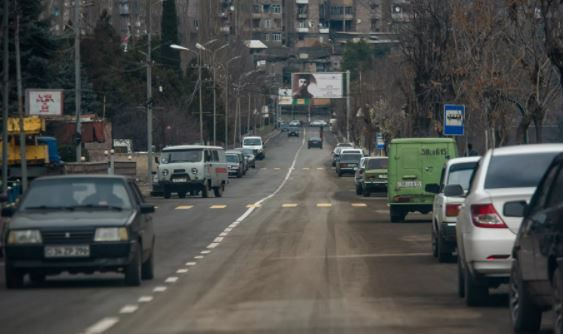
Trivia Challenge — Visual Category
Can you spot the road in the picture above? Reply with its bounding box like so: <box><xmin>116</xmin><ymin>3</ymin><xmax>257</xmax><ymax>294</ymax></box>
<box><xmin>0</xmin><ymin>129</ymin><xmax>551</xmax><ymax>333</ymax></box>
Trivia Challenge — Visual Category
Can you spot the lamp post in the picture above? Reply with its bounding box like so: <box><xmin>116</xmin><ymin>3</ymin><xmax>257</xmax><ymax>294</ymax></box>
<box><xmin>233</xmin><ymin>70</ymin><xmax>262</xmax><ymax>146</ymax></box>
<box><xmin>221</xmin><ymin>56</ymin><xmax>241</xmax><ymax>149</ymax></box>
<box><xmin>209</xmin><ymin>43</ymin><xmax>228</xmax><ymax>146</ymax></box>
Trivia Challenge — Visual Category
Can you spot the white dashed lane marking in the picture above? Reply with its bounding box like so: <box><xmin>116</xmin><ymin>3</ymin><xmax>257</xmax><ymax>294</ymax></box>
<box><xmin>316</xmin><ymin>203</ymin><xmax>332</xmax><ymax>208</ymax></box>
<box><xmin>210</xmin><ymin>205</ymin><xmax>227</xmax><ymax>209</ymax></box>
<box><xmin>153</xmin><ymin>286</ymin><xmax>167</xmax><ymax>292</ymax></box>
<box><xmin>119</xmin><ymin>305</ymin><xmax>138</xmax><ymax>314</ymax></box>
<box><xmin>177</xmin><ymin>268</ymin><xmax>189</xmax><ymax>274</ymax></box>
<box><xmin>138</xmin><ymin>296</ymin><xmax>153</xmax><ymax>303</ymax></box>
<box><xmin>165</xmin><ymin>277</ymin><xmax>179</xmax><ymax>283</ymax></box>
<box><xmin>83</xmin><ymin>317</ymin><xmax>119</xmax><ymax>334</ymax></box>
<box><xmin>185</xmin><ymin>262</ymin><xmax>197</xmax><ymax>266</ymax></box>
<box><xmin>175</xmin><ymin>205</ymin><xmax>193</xmax><ymax>210</ymax></box>
<box><xmin>351</xmin><ymin>203</ymin><xmax>367</xmax><ymax>207</ymax></box>
<box><xmin>282</xmin><ymin>203</ymin><xmax>298</xmax><ymax>208</ymax></box>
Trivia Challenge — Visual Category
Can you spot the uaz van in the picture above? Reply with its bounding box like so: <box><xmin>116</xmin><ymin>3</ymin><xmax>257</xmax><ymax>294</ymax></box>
<box><xmin>387</xmin><ymin>138</ymin><xmax>457</xmax><ymax>222</ymax></box>
<box><xmin>157</xmin><ymin>145</ymin><xmax>228</xmax><ymax>198</ymax></box>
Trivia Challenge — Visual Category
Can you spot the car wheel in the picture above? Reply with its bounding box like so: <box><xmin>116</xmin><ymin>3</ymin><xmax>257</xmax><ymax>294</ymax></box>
<box><xmin>390</xmin><ymin>206</ymin><xmax>405</xmax><ymax>223</ymax></box>
<box><xmin>163</xmin><ymin>189</ymin><xmax>171</xmax><ymax>199</ymax></box>
<box><xmin>553</xmin><ymin>268</ymin><xmax>563</xmax><ymax>334</ymax></box>
<box><xmin>338</xmin><ymin>171</ymin><xmax>342</xmax><ymax>177</ymax></box>
<box><xmin>213</xmin><ymin>184</ymin><xmax>224</xmax><ymax>198</ymax></box>
<box><xmin>362</xmin><ymin>186</ymin><xmax>370</xmax><ymax>197</ymax></box>
<box><xmin>178</xmin><ymin>191</ymin><xmax>187</xmax><ymax>199</ymax></box>
<box><xmin>355</xmin><ymin>184</ymin><xmax>362</xmax><ymax>195</ymax></box>
<box><xmin>464</xmin><ymin>263</ymin><xmax>489</xmax><ymax>306</ymax></box>
<box><xmin>437</xmin><ymin>235</ymin><xmax>452</xmax><ymax>263</ymax></box>
<box><xmin>457</xmin><ymin>256</ymin><xmax>465</xmax><ymax>298</ymax></box>
<box><xmin>201</xmin><ymin>184</ymin><xmax>209</xmax><ymax>198</ymax></box>
<box><xmin>237</xmin><ymin>170</ymin><xmax>242</xmax><ymax>178</ymax></box>
<box><xmin>5</xmin><ymin>262</ymin><xmax>24</xmax><ymax>289</ymax></box>
<box><xmin>431</xmin><ymin>227</ymin><xmax>438</xmax><ymax>258</ymax></box>
<box><xmin>124</xmin><ymin>244</ymin><xmax>142</xmax><ymax>286</ymax></box>
<box><xmin>29</xmin><ymin>273</ymin><xmax>46</xmax><ymax>285</ymax></box>
<box><xmin>332</xmin><ymin>161</ymin><xmax>336</xmax><ymax>167</ymax></box>
<box><xmin>509</xmin><ymin>261</ymin><xmax>542</xmax><ymax>332</ymax></box>
<box><xmin>141</xmin><ymin>244</ymin><xmax>155</xmax><ymax>280</ymax></box>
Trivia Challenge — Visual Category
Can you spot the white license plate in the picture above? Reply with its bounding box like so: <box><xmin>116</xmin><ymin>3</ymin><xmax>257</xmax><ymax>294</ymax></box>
<box><xmin>379</xmin><ymin>175</ymin><xmax>388</xmax><ymax>179</ymax></box>
<box><xmin>172</xmin><ymin>178</ymin><xmax>187</xmax><ymax>183</ymax></box>
<box><xmin>45</xmin><ymin>245</ymin><xmax>90</xmax><ymax>258</ymax></box>
<box><xmin>398</xmin><ymin>181</ymin><xmax>422</xmax><ymax>188</ymax></box>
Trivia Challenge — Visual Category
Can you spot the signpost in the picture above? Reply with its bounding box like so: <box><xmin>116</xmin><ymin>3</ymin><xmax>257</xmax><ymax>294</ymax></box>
<box><xmin>443</xmin><ymin>104</ymin><xmax>465</xmax><ymax>136</ymax></box>
<box><xmin>26</xmin><ymin>89</ymin><xmax>63</xmax><ymax>116</ymax></box>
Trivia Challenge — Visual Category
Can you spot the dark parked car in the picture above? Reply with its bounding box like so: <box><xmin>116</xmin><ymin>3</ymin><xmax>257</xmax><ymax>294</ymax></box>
<box><xmin>238</xmin><ymin>148</ymin><xmax>256</xmax><ymax>168</ymax></box>
<box><xmin>288</xmin><ymin>127</ymin><xmax>299</xmax><ymax>137</ymax></box>
<box><xmin>226</xmin><ymin>152</ymin><xmax>244</xmax><ymax>178</ymax></box>
<box><xmin>2</xmin><ymin>175</ymin><xmax>156</xmax><ymax>288</ymax></box>
<box><xmin>336</xmin><ymin>151</ymin><xmax>363</xmax><ymax>176</ymax></box>
<box><xmin>307</xmin><ymin>136</ymin><xmax>323</xmax><ymax>149</ymax></box>
<box><xmin>508</xmin><ymin>152</ymin><xmax>563</xmax><ymax>333</ymax></box>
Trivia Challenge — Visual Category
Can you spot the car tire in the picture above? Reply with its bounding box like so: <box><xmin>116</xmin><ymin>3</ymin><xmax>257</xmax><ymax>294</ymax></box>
<box><xmin>141</xmin><ymin>245</ymin><xmax>155</xmax><ymax>280</ymax></box>
<box><xmin>553</xmin><ymin>268</ymin><xmax>563</xmax><ymax>334</ymax></box>
<box><xmin>464</xmin><ymin>263</ymin><xmax>489</xmax><ymax>306</ymax></box>
<box><xmin>355</xmin><ymin>184</ymin><xmax>362</xmax><ymax>195</ymax></box>
<box><xmin>163</xmin><ymin>189</ymin><xmax>171</xmax><ymax>199</ymax></box>
<box><xmin>237</xmin><ymin>171</ymin><xmax>242</xmax><ymax>178</ymax></box>
<box><xmin>362</xmin><ymin>186</ymin><xmax>370</xmax><ymax>197</ymax></box>
<box><xmin>332</xmin><ymin>161</ymin><xmax>336</xmax><ymax>167</ymax></box>
<box><xmin>457</xmin><ymin>256</ymin><xmax>466</xmax><ymax>298</ymax></box>
<box><xmin>390</xmin><ymin>206</ymin><xmax>405</xmax><ymax>223</ymax></box>
<box><xmin>509</xmin><ymin>261</ymin><xmax>542</xmax><ymax>332</ymax></box>
<box><xmin>431</xmin><ymin>227</ymin><xmax>438</xmax><ymax>258</ymax></box>
<box><xmin>338</xmin><ymin>171</ymin><xmax>342</xmax><ymax>177</ymax></box>
<box><xmin>201</xmin><ymin>184</ymin><xmax>209</xmax><ymax>198</ymax></box>
<box><xmin>178</xmin><ymin>191</ymin><xmax>187</xmax><ymax>199</ymax></box>
<box><xmin>29</xmin><ymin>273</ymin><xmax>46</xmax><ymax>285</ymax></box>
<box><xmin>437</xmin><ymin>235</ymin><xmax>452</xmax><ymax>263</ymax></box>
<box><xmin>213</xmin><ymin>184</ymin><xmax>224</xmax><ymax>198</ymax></box>
<box><xmin>124</xmin><ymin>244</ymin><xmax>142</xmax><ymax>286</ymax></box>
<box><xmin>5</xmin><ymin>262</ymin><xmax>24</xmax><ymax>289</ymax></box>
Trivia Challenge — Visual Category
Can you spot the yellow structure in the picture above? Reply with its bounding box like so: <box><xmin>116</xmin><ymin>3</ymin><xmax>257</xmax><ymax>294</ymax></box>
<box><xmin>0</xmin><ymin>117</ymin><xmax>49</xmax><ymax>166</ymax></box>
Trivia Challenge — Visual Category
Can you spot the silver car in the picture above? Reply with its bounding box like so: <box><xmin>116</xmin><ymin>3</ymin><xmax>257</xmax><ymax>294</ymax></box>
<box><xmin>454</xmin><ymin>144</ymin><xmax>563</xmax><ymax>306</ymax></box>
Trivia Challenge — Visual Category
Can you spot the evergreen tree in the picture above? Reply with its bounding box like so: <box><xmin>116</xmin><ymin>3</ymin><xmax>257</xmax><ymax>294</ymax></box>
<box><xmin>159</xmin><ymin>0</ymin><xmax>181</xmax><ymax>73</ymax></box>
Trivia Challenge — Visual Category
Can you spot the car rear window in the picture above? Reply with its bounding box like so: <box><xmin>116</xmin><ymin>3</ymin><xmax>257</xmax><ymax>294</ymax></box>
<box><xmin>485</xmin><ymin>152</ymin><xmax>560</xmax><ymax>189</ymax></box>
<box><xmin>448</xmin><ymin>162</ymin><xmax>478</xmax><ymax>190</ymax></box>
<box><xmin>367</xmin><ymin>158</ymin><xmax>388</xmax><ymax>169</ymax></box>
<box><xmin>226</xmin><ymin>155</ymin><xmax>239</xmax><ymax>162</ymax></box>
<box><xmin>341</xmin><ymin>154</ymin><xmax>362</xmax><ymax>162</ymax></box>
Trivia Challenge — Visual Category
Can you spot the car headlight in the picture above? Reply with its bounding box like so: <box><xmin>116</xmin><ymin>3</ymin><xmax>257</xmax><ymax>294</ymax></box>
<box><xmin>8</xmin><ymin>230</ymin><xmax>42</xmax><ymax>244</ymax></box>
<box><xmin>94</xmin><ymin>228</ymin><xmax>128</xmax><ymax>242</ymax></box>
<box><xmin>191</xmin><ymin>168</ymin><xmax>198</xmax><ymax>174</ymax></box>
<box><xmin>161</xmin><ymin>169</ymin><xmax>169</xmax><ymax>177</ymax></box>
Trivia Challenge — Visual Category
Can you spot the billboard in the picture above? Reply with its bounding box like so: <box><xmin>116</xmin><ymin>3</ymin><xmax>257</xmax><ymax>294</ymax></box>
<box><xmin>291</xmin><ymin>72</ymin><xmax>343</xmax><ymax>99</ymax></box>
<box><xmin>26</xmin><ymin>89</ymin><xmax>64</xmax><ymax>116</ymax></box>
<box><xmin>278</xmin><ymin>89</ymin><xmax>293</xmax><ymax>105</ymax></box>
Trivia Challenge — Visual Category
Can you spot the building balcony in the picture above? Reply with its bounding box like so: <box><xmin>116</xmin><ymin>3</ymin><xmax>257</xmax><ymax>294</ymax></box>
<box><xmin>296</xmin><ymin>0</ymin><xmax>309</xmax><ymax>4</ymax></box>
<box><xmin>297</xmin><ymin>13</ymin><xmax>308</xmax><ymax>19</ymax></box>
<box><xmin>297</xmin><ymin>27</ymin><xmax>310</xmax><ymax>33</ymax></box>
<box><xmin>319</xmin><ymin>28</ymin><xmax>329</xmax><ymax>33</ymax></box>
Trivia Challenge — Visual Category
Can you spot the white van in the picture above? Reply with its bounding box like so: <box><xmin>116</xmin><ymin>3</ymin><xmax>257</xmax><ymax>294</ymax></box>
<box><xmin>157</xmin><ymin>145</ymin><xmax>228</xmax><ymax>198</ymax></box>
<box><xmin>242</xmin><ymin>136</ymin><xmax>265</xmax><ymax>160</ymax></box>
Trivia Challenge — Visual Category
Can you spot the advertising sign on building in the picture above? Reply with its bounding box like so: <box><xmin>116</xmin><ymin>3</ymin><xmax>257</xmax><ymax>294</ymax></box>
<box><xmin>291</xmin><ymin>72</ymin><xmax>343</xmax><ymax>99</ymax></box>
<box><xmin>278</xmin><ymin>89</ymin><xmax>293</xmax><ymax>105</ymax></box>
<box><xmin>26</xmin><ymin>89</ymin><xmax>64</xmax><ymax>116</ymax></box>
<box><xmin>443</xmin><ymin>104</ymin><xmax>465</xmax><ymax>136</ymax></box>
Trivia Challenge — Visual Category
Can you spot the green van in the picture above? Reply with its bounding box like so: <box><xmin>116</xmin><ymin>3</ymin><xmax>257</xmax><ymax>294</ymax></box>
<box><xmin>388</xmin><ymin>138</ymin><xmax>458</xmax><ymax>222</ymax></box>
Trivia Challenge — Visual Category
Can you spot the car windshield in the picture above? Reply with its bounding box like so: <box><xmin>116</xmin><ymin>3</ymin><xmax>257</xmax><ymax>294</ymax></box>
<box><xmin>161</xmin><ymin>149</ymin><xmax>202</xmax><ymax>163</ymax></box>
<box><xmin>226</xmin><ymin>154</ymin><xmax>239</xmax><ymax>163</ymax></box>
<box><xmin>447</xmin><ymin>162</ymin><xmax>478</xmax><ymax>190</ymax></box>
<box><xmin>309</xmin><ymin>137</ymin><xmax>321</xmax><ymax>141</ymax></box>
<box><xmin>337</xmin><ymin>143</ymin><xmax>353</xmax><ymax>147</ymax></box>
<box><xmin>485</xmin><ymin>152</ymin><xmax>559</xmax><ymax>189</ymax></box>
<box><xmin>20</xmin><ymin>178</ymin><xmax>132</xmax><ymax>211</ymax></box>
<box><xmin>243</xmin><ymin>138</ymin><xmax>262</xmax><ymax>146</ymax></box>
<box><xmin>340</xmin><ymin>154</ymin><xmax>362</xmax><ymax>162</ymax></box>
<box><xmin>367</xmin><ymin>158</ymin><xmax>388</xmax><ymax>169</ymax></box>
<box><xmin>241</xmin><ymin>149</ymin><xmax>254</xmax><ymax>156</ymax></box>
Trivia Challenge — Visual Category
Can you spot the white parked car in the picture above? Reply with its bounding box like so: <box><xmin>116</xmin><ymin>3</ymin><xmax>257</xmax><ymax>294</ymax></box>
<box><xmin>454</xmin><ymin>144</ymin><xmax>563</xmax><ymax>306</ymax></box>
<box><xmin>242</xmin><ymin>136</ymin><xmax>265</xmax><ymax>160</ymax></box>
<box><xmin>426</xmin><ymin>156</ymin><xmax>480</xmax><ymax>262</ymax></box>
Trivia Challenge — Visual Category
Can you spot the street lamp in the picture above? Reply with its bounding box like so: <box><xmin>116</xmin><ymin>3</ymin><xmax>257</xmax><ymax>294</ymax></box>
<box><xmin>171</xmin><ymin>43</ymin><xmax>204</xmax><ymax>144</ymax></box>
<box><xmin>220</xmin><ymin>55</ymin><xmax>241</xmax><ymax>149</ymax></box>
<box><xmin>233</xmin><ymin>69</ymin><xmax>262</xmax><ymax>146</ymax></box>
<box><xmin>208</xmin><ymin>43</ymin><xmax>229</xmax><ymax>146</ymax></box>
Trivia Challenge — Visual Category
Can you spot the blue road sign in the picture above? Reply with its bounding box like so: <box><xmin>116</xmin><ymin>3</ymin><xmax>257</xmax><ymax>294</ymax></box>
<box><xmin>443</xmin><ymin>104</ymin><xmax>465</xmax><ymax>136</ymax></box>
<box><xmin>376</xmin><ymin>133</ymin><xmax>385</xmax><ymax>149</ymax></box>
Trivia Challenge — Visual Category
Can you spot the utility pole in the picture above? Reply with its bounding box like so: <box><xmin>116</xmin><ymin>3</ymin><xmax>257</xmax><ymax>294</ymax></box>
<box><xmin>2</xmin><ymin>0</ymin><xmax>9</xmax><ymax>195</ymax></box>
<box><xmin>346</xmin><ymin>70</ymin><xmax>350</xmax><ymax>142</ymax></box>
<box><xmin>74</xmin><ymin>0</ymin><xmax>82</xmax><ymax>161</ymax></box>
<box><xmin>247</xmin><ymin>94</ymin><xmax>251</xmax><ymax>135</ymax></box>
<box><xmin>198</xmin><ymin>50</ymin><xmax>203</xmax><ymax>144</ymax></box>
<box><xmin>15</xmin><ymin>12</ymin><xmax>27</xmax><ymax>191</ymax></box>
<box><xmin>233</xmin><ymin>87</ymin><xmax>239</xmax><ymax>147</ymax></box>
<box><xmin>146</xmin><ymin>0</ymin><xmax>153</xmax><ymax>183</ymax></box>
<box><xmin>224</xmin><ymin>68</ymin><xmax>229</xmax><ymax>148</ymax></box>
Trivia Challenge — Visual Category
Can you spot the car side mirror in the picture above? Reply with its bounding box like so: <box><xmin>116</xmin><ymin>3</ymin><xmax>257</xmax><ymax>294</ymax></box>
<box><xmin>443</xmin><ymin>184</ymin><xmax>464</xmax><ymax>197</ymax></box>
<box><xmin>425</xmin><ymin>183</ymin><xmax>440</xmax><ymax>194</ymax></box>
<box><xmin>2</xmin><ymin>206</ymin><xmax>15</xmax><ymax>217</ymax></box>
<box><xmin>504</xmin><ymin>201</ymin><xmax>527</xmax><ymax>218</ymax></box>
<box><xmin>140</xmin><ymin>204</ymin><xmax>155</xmax><ymax>214</ymax></box>
<box><xmin>154</xmin><ymin>157</ymin><xmax>160</xmax><ymax>164</ymax></box>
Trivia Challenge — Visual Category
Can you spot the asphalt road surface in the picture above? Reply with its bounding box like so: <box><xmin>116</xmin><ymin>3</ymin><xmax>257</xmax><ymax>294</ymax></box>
<box><xmin>0</xmin><ymin>129</ymin><xmax>552</xmax><ymax>334</ymax></box>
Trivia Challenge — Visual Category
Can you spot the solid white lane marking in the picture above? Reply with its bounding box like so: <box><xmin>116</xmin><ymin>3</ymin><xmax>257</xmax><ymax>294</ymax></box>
<box><xmin>165</xmin><ymin>276</ymin><xmax>179</xmax><ymax>283</ymax></box>
<box><xmin>224</xmin><ymin>227</ymin><xmax>233</xmax><ymax>232</ymax></box>
<box><xmin>194</xmin><ymin>255</ymin><xmax>204</xmax><ymax>259</ymax></box>
<box><xmin>185</xmin><ymin>262</ymin><xmax>197</xmax><ymax>266</ymax></box>
<box><xmin>219</xmin><ymin>232</ymin><xmax>228</xmax><ymax>237</ymax></box>
<box><xmin>276</xmin><ymin>252</ymin><xmax>433</xmax><ymax>260</ymax></box>
<box><xmin>316</xmin><ymin>203</ymin><xmax>332</xmax><ymax>208</ymax></box>
<box><xmin>119</xmin><ymin>305</ymin><xmax>138</xmax><ymax>314</ymax></box>
<box><xmin>175</xmin><ymin>205</ymin><xmax>193</xmax><ymax>210</ymax></box>
<box><xmin>210</xmin><ymin>205</ymin><xmax>226</xmax><ymax>209</ymax></box>
<box><xmin>84</xmin><ymin>317</ymin><xmax>119</xmax><ymax>334</ymax></box>
<box><xmin>352</xmin><ymin>203</ymin><xmax>367</xmax><ymax>207</ymax></box>
<box><xmin>138</xmin><ymin>296</ymin><xmax>153</xmax><ymax>303</ymax></box>
<box><xmin>177</xmin><ymin>268</ymin><xmax>189</xmax><ymax>274</ymax></box>
<box><xmin>214</xmin><ymin>237</ymin><xmax>224</xmax><ymax>243</ymax></box>
<box><xmin>228</xmin><ymin>222</ymin><xmax>239</xmax><ymax>228</ymax></box>
<box><xmin>207</xmin><ymin>242</ymin><xmax>219</xmax><ymax>249</ymax></box>
<box><xmin>201</xmin><ymin>250</ymin><xmax>211</xmax><ymax>254</ymax></box>
<box><xmin>282</xmin><ymin>203</ymin><xmax>298</xmax><ymax>208</ymax></box>
<box><xmin>153</xmin><ymin>286</ymin><xmax>167</xmax><ymax>292</ymax></box>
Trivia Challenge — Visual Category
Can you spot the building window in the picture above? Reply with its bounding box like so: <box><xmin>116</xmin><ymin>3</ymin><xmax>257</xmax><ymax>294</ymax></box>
<box><xmin>298</xmin><ymin>4</ymin><xmax>308</xmax><ymax>14</ymax></box>
<box><xmin>252</xmin><ymin>5</ymin><xmax>260</xmax><ymax>13</ymax></box>
<box><xmin>264</xmin><ymin>33</ymin><xmax>270</xmax><ymax>41</ymax></box>
<box><xmin>330</xmin><ymin>6</ymin><xmax>343</xmax><ymax>16</ymax></box>
<box><xmin>345</xmin><ymin>7</ymin><xmax>353</xmax><ymax>15</ymax></box>
<box><xmin>298</xmin><ymin>21</ymin><xmax>307</xmax><ymax>28</ymax></box>
<box><xmin>263</xmin><ymin>4</ymin><xmax>270</xmax><ymax>13</ymax></box>
<box><xmin>371</xmin><ymin>18</ymin><xmax>378</xmax><ymax>31</ymax></box>
<box><xmin>272</xmin><ymin>4</ymin><xmax>281</xmax><ymax>13</ymax></box>
<box><xmin>263</xmin><ymin>19</ymin><xmax>272</xmax><ymax>28</ymax></box>
<box><xmin>272</xmin><ymin>32</ymin><xmax>281</xmax><ymax>41</ymax></box>
<box><xmin>253</xmin><ymin>19</ymin><xmax>260</xmax><ymax>28</ymax></box>
<box><xmin>193</xmin><ymin>19</ymin><xmax>199</xmax><ymax>28</ymax></box>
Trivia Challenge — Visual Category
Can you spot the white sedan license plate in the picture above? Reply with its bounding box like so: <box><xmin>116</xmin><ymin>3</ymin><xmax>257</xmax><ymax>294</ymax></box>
<box><xmin>172</xmin><ymin>178</ymin><xmax>187</xmax><ymax>183</ymax></box>
<box><xmin>44</xmin><ymin>245</ymin><xmax>90</xmax><ymax>258</ymax></box>
<box><xmin>398</xmin><ymin>181</ymin><xmax>422</xmax><ymax>188</ymax></box>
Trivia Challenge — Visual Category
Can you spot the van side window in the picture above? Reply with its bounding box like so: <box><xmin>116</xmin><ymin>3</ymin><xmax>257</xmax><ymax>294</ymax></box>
<box><xmin>546</xmin><ymin>166</ymin><xmax>563</xmax><ymax>208</ymax></box>
<box><xmin>204</xmin><ymin>150</ymin><xmax>211</xmax><ymax>162</ymax></box>
<box><xmin>212</xmin><ymin>150</ymin><xmax>219</xmax><ymax>162</ymax></box>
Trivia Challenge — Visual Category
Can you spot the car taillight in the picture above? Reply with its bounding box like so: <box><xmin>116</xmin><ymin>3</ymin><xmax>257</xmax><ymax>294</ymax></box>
<box><xmin>445</xmin><ymin>204</ymin><xmax>461</xmax><ymax>217</ymax></box>
<box><xmin>470</xmin><ymin>203</ymin><xmax>507</xmax><ymax>228</ymax></box>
